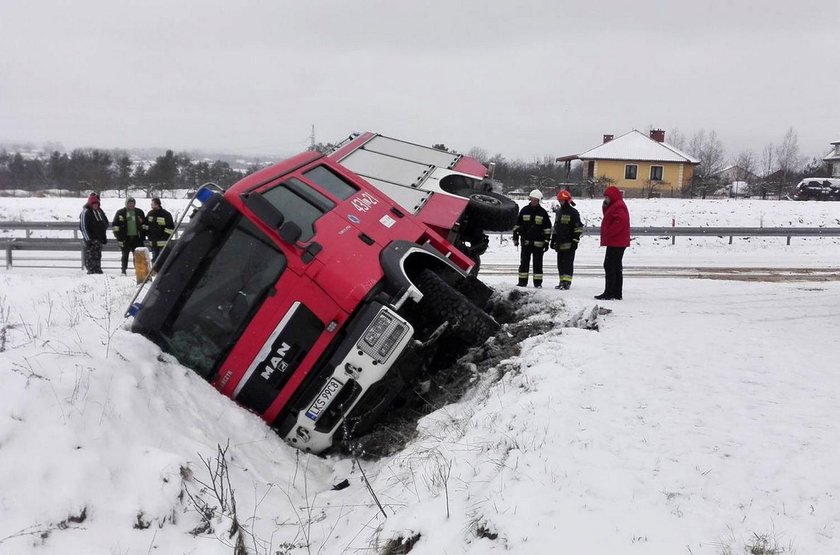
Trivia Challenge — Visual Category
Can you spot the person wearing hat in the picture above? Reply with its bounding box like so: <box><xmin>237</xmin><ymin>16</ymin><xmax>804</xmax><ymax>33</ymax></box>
<box><xmin>596</xmin><ymin>185</ymin><xmax>631</xmax><ymax>300</ymax></box>
<box><xmin>550</xmin><ymin>189</ymin><xmax>584</xmax><ymax>290</ymax></box>
<box><xmin>511</xmin><ymin>189</ymin><xmax>552</xmax><ymax>288</ymax></box>
<box><xmin>111</xmin><ymin>197</ymin><xmax>146</xmax><ymax>275</ymax></box>
<box><xmin>143</xmin><ymin>197</ymin><xmax>175</xmax><ymax>264</ymax></box>
<box><xmin>79</xmin><ymin>193</ymin><xmax>108</xmax><ymax>274</ymax></box>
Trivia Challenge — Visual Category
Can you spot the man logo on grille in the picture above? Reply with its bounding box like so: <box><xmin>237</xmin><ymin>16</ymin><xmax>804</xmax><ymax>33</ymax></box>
<box><xmin>260</xmin><ymin>342</ymin><xmax>291</xmax><ymax>380</ymax></box>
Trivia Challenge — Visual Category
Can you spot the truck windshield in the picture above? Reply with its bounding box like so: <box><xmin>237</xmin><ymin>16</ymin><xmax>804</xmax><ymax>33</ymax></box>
<box><xmin>159</xmin><ymin>218</ymin><xmax>286</xmax><ymax>378</ymax></box>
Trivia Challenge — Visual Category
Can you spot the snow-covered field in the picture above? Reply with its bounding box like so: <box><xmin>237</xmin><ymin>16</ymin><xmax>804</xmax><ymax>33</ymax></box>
<box><xmin>1</xmin><ymin>197</ymin><xmax>839</xmax><ymax>554</ymax></box>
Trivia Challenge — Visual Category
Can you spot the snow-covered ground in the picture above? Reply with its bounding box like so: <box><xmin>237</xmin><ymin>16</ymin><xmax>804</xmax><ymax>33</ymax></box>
<box><xmin>1</xmin><ymin>197</ymin><xmax>839</xmax><ymax>554</ymax></box>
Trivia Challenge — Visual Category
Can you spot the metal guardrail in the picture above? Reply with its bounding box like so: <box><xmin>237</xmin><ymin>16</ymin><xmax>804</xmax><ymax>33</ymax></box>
<box><xmin>2</xmin><ymin>222</ymin><xmax>840</xmax><ymax>270</ymax></box>
<box><xmin>0</xmin><ymin>221</ymin><xmax>86</xmax><ymax>238</ymax></box>
<box><xmin>495</xmin><ymin>226</ymin><xmax>840</xmax><ymax>246</ymax></box>
<box><xmin>1</xmin><ymin>238</ymin><xmax>124</xmax><ymax>270</ymax></box>
<box><xmin>618</xmin><ymin>226</ymin><xmax>840</xmax><ymax>245</ymax></box>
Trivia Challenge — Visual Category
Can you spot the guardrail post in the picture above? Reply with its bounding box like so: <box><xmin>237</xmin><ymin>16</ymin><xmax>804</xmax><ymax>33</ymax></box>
<box><xmin>729</xmin><ymin>236</ymin><xmax>733</xmax><ymax>245</ymax></box>
<box><xmin>786</xmin><ymin>236</ymin><xmax>791</xmax><ymax>246</ymax></box>
<box><xmin>5</xmin><ymin>243</ymin><xmax>12</xmax><ymax>269</ymax></box>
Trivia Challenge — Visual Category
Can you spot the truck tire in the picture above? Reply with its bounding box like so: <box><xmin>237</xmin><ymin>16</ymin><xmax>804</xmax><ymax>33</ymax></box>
<box><xmin>415</xmin><ymin>269</ymin><xmax>499</xmax><ymax>345</ymax></box>
<box><xmin>455</xmin><ymin>189</ymin><xmax>519</xmax><ymax>232</ymax></box>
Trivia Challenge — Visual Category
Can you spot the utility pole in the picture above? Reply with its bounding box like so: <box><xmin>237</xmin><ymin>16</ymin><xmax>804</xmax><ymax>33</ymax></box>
<box><xmin>309</xmin><ymin>125</ymin><xmax>316</xmax><ymax>150</ymax></box>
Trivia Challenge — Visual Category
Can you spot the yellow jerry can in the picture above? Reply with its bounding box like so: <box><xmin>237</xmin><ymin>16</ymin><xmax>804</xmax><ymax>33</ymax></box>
<box><xmin>133</xmin><ymin>247</ymin><xmax>151</xmax><ymax>284</ymax></box>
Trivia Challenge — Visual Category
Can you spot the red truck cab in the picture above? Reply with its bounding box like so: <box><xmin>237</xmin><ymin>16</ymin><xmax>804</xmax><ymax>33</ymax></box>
<box><xmin>131</xmin><ymin>150</ymin><xmax>497</xmax><ymax>453</ymax></box>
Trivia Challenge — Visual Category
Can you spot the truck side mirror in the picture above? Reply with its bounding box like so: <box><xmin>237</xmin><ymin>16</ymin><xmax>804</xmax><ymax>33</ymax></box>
<box><xmin>241</xmin><ymin>192</ymin><xmax>285</xmax><ymax>229</ymax></box>
<box><xmin>279</xmin><ymin>221</ymin><xmax>302</xmax><ymax>244</ymax></box>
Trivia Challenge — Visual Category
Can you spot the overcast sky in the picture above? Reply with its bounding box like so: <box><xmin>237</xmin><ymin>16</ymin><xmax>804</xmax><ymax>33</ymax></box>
<box><xmin>1</xmin><ymin>0</ymin><xmax>838</xmax><ymax>162</ymax></box>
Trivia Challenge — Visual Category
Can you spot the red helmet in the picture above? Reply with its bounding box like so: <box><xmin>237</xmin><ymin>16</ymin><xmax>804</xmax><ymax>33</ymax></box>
<box><xmin>557</xmin><ymin>189</ymin><xmax>575</xmax><ymax>205</ymax></box>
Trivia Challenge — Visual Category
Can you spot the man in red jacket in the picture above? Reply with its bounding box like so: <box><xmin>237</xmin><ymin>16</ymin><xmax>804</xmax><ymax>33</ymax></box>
<box><xmin>596</xmin><ymin>186</ymin><xmax>630</xmax><ymax>300</ymax></box>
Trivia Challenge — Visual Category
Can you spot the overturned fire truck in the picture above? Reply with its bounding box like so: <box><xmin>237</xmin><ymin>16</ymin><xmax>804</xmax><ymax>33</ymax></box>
<box><xmin>129</xmin><ymin>133</ymin><xmax>517</xmax><ymax>453</ymax></box>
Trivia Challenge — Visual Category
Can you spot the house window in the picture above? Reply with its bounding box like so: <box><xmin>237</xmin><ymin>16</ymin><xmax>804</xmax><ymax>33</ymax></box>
<box><xmin>625</xmin><ymin>164</ymin><xmax>638</xmax><ymax>180</ymax></box>
<box><xmin>650</xmin><ymin>166</ymin><xmax>663</xmax><ymax>181</ymax></box>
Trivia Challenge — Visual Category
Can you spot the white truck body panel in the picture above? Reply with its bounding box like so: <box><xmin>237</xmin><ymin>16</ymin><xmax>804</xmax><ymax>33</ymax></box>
<box><xmin>339</xmin><ymin>147</ymin><xmax>432</xmax><ymax>189</ymax></box>
<box><xmin>362</xmin><ymin>135</ymin><xmax>460</xmax><ymax>169</ymax></box>
<box><xmin>334</xmin><ymin>134</ymin><xmax>486</xmax><ymax>216</ymax></box>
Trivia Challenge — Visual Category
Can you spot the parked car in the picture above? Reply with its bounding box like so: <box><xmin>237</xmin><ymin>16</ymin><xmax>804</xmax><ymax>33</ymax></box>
<box><xmin>793</xmin><ymin>178</ymin><xmax>840</xmax><ymax>201</ymax></box>
<box><xmin>129</xmin><ymin>145</ymin><xmax>501</xmax><ymax>454</ymax></box>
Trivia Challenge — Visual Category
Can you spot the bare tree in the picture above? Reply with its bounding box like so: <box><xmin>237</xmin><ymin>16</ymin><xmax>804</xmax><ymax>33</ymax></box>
<box><xmin>667</xmin><ymin>128</ymin><xmax>687</xmax><ymax>150</ymax></box>
<box><xmin>692</xmin><ymin>130</ymin><xmax>726</xmax><ymax>178</ymax></box>
<box><xmin>467</xmin><ymin>147</ymin><xmax>489</xmax><ymax>164</ymax></box>
<box><xmin>735</xmin><ymin>150</ymin><xmax>756</xmax><ymax>179</ymax></box>
<box><xmin>774</xmin><ymin>127</ymin><xmax>805</xmax><ymax>198</ymax></box>
<box><xmin>685</xmin><ymin>129</ymin><xmax>726</xmax><ymax>197</ymax></box>
<box><xmin>734</xmin><ymin>150</ymin><xmax>758</xmax><ymax>195</ymax></box>
<box><xmin>760</xmin><ymin>143</ymin><xmax>775</xmax><ymax>177</ymax></box>
<box><xmin>643</xmin><ymin>178</ymin><xmax>670</xmax><ymax>198</ymax></box>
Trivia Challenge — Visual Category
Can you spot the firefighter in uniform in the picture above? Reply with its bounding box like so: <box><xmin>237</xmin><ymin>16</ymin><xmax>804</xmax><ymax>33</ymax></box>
<box><xmin>550</xmin><ymin>189</ymin><xmax>584</xmax><ymax>289</ymax></box>
<box><xmin>512</xmin><ymin>189</ymin><xmax>552</xmax><ymax>287</ymax></box>
<box><xmin>144</xmin><ymin>197</ymin><xmax>175</xmax><ymax>264</ymax></box>
<box><xmin>111</xmin><ymin>197</ymin><xmax>146</xmax><ymax>275</ymax></box>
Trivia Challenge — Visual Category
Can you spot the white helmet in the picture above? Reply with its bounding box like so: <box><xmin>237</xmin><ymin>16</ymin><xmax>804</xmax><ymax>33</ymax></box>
<box><xmin>529</xmin><ymin>189</ymin><xmax>543</xmax><ymax>200</ymax></box>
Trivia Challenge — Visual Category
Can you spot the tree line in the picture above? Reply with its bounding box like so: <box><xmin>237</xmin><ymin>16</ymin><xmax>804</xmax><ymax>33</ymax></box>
<box><xmin>2</xmin><ymin>127</ymin><xmax>831</xmax><ymax>199</ymax></box>
<box><xmin>665</xmin><ymin>126</ymin><xmax>828</xmax><ymax>198</ymax></box>
<box><xmin>0</xmin><ymin>148</ymin><xmax>258</xmax><ymax>196</ymax></box>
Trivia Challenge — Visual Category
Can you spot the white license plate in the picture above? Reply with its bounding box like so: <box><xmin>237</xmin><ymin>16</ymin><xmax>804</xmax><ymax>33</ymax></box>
<box><xmin>305</xmin><ymin>377</ymin><xmax>343</xmax><ymax>421</ymax></box>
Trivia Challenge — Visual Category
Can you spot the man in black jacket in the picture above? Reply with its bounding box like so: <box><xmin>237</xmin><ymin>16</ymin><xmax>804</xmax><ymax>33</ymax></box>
<box><xmin>512</xmin><ymin>189</ymin><xmax>552</xmax><ymax>288</ymax></box>
<box><xmin>144</xmin><ymin>197</ymin><xmax>175</xmax><ymax>264</ymax></box>
<box><xmin>550</xmin><ymin>189</ymin><xmax>584</xmax><ymax>289</ymax></box>
<box><xmin>111</xmin><ymin>197</ymin><xmax>146</xmax><ymax>275</ymax></box>
<box><xmin>79</xmin><ymin>193</ymin><xmax>108</xmax><ymax>274</ymax></box>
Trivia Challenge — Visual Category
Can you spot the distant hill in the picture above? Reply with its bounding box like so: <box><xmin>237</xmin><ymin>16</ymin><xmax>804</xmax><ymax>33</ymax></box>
<box><xmin>0</xmin><ymin>141</ymin><xmax>282</xmax><ymax>171</ymax></box>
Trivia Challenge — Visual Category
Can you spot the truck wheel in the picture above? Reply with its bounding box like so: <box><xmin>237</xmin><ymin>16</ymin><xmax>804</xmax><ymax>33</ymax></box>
<box><xmin>455</xmin><ymin>189</ymin><xmax>519</xmax><ymax>232</ymax></box>
<box><xmin>415</xmin><ymin>269</ymin><xmax>499</xmax><ymax>345</ymax></box>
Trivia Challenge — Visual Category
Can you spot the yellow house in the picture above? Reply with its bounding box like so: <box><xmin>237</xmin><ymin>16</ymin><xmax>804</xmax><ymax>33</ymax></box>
<box><xmin>557</xmin><ymin>129</ymin><xmax>699</xmax><ymax>198</ymax></box>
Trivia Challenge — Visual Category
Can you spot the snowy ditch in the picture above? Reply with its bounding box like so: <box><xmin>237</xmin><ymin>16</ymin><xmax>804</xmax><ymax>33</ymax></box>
<box><xmin>2</xmin><ymin>197</ymin><xmax>840</xmax><ymax>553</ymax></box>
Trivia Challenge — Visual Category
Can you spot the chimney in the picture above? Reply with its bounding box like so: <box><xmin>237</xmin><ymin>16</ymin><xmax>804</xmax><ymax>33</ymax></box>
<box><xmin>650</xmin><ymin>129</ymin><xmax>665</xmax><ymax>142</ymax></box>
<box><xmin>603</xmin><ymin>134</ymin><xmax>614</xmax><ymax>144</ymax></box>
